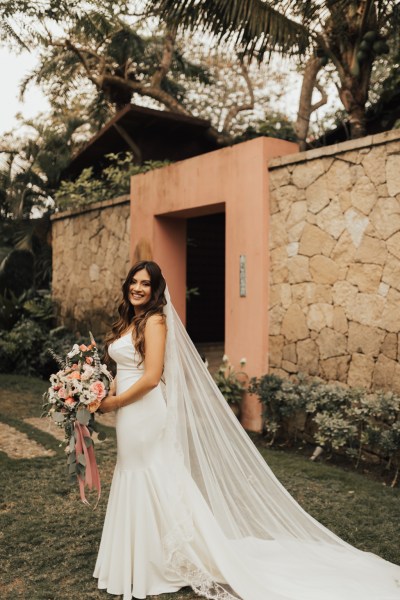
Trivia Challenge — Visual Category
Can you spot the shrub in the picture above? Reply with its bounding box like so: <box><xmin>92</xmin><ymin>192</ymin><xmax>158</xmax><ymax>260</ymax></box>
<box><xmin>249</xmin><ymin>373</ymin><xmax>400</xmax><ymax>486</ymax></box>
<box><xmin>0</xmin><ymin>318</ymin><xmax>46</xmax><ymax>375</ymax></box>
<box><xmin>54</xmin><ymin>153</ymin><xmax>169</xmax><ymax>210</ymax></box>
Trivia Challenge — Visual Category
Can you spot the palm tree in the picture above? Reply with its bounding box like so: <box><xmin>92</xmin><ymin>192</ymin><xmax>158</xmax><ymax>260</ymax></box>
<box><xmin>148</xmin><ymin>0</ymin><xmax>400</xmax><ymax>140</ymax></box>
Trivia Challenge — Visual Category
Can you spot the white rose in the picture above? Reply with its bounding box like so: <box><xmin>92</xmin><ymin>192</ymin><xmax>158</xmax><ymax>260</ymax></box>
<box><xmin>81</xmin><ymin>365</ymin><xmax>95</xmax><ymax>381</ymax></box>
<box><xmin>67</xmin><ymin>344</ymin><xmax>80</xmax><ymax>359</ymax></box>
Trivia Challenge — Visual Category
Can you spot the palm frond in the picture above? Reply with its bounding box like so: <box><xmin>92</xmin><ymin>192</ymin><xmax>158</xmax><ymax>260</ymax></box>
<box><xmin>148</xmin><ymin>0</ymin><xmax>311</xmax><ymax>58</ymax></box>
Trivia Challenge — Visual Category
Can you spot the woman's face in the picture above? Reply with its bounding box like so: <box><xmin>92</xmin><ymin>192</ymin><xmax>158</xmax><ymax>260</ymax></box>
<box><xmin>128</xmin><ymin>268</ymin><xmax>152</xmax><ymax>312</ymax></box>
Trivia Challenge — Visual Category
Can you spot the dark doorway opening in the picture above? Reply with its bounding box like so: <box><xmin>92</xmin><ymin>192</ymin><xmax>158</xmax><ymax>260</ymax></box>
<box><xmin>186</xmin><ymin>212</ymin><xmax>225</xmax><ymax>344</ymax></box>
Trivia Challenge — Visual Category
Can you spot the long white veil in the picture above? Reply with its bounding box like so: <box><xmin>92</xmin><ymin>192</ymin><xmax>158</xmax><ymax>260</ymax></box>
<box><xmin>160</xmin><ymin>286</ymin><xmax>400</xmax><ymax>600</ymax></box>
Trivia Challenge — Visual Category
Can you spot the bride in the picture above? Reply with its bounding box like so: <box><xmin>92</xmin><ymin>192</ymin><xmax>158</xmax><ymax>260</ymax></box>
<box><xmin>94</xmin><ymin>260</ymin><xmax>400</xmax><ymax>600</ymax></box>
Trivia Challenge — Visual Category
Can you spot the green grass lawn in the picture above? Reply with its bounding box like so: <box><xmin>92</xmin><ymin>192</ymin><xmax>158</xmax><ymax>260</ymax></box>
<box><xmin>0</xmin><ymin>374</ymin><xmax>399</xmax><ymax>600</ymax></box>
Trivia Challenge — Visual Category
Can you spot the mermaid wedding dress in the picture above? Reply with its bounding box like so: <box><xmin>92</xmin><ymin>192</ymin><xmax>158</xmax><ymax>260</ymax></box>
<box><xmin>94</xmin><ymin>288</ymin><xmax>400</xmax><ymax>600</ymax></box>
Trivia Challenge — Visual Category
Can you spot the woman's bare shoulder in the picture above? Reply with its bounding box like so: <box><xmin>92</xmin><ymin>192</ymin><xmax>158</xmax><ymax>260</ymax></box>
<box><xmin>146</xmin><ymin>313</ymin><xmax>166</xmax><ymax>327</ymax></box>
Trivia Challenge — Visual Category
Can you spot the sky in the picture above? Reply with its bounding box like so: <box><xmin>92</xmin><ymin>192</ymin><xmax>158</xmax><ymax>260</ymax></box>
<box><xmin>0</xmin><ymin>47</ymin><xmax>50</xmax><ymax>136</ymax></box>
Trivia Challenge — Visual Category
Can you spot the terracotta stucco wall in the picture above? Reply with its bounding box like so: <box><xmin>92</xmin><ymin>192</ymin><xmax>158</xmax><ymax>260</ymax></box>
<box><xmin>130</xmin><ymin>137</ymin><xmax>298</xmax><ymax>430</ymax></box>
<box><xmin>51</xmin><ymin>196</ymin><xmax>130</xmax><ymax>336</ymax></box>
<box><xmin>269</xmin><ymin>129</ymin><xmax>400</xmax><ymax>391</ymax></box>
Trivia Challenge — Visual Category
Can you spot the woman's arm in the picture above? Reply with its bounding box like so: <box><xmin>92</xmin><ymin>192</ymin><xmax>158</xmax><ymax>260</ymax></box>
<box><xmin>99</xmin><ymin>315</ymin><xmax>166</xmax><ymax>413</ymax></box>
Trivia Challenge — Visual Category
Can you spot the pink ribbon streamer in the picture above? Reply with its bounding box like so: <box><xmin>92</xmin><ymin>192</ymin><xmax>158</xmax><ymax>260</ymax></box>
<box><xmin>74</xmin><ymin>421</ymin><xmax>101</xmax><ymax>508</ymax></box>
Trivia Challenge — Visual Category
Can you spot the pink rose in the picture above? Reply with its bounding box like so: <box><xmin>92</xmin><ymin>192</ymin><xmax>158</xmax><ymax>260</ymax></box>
<box><xmin>68</xmin><ymin>371</ymin><xmax>81</xmax><ymax>380</ymax></box>
<box><xmin>79</xmin><ymin>344</ymin><xmax>88</xmax><ymax>352</ymax></box>
<box><xmin>85</xmin><ymin>357</ymin><xmax>93</xmax><ymax>365</ymax></box>
<box><xmin>90</xmin><ymin>380</ymin><xmax>106</xmax><ymax>401</ymax></box>
<box><xmin>58</xmin><ymin>387</ymin><xmax>67</xmax><ymax>399</ymax></box>
<box><xmin>65</xmin><ymin>397</ymin><xmax>77</xmax><ymax>407</ymax></box>
<box><xmin>88</xmin><ymin>398</ymin><xmax>102</xmax><ymax>413</ymax></box>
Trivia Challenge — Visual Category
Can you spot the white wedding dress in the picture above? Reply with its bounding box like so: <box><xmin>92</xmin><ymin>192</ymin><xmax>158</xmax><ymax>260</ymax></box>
<box><xmin>94</xmin><ymin>302</ymin><xmax>400</xmax><ymax>600</ymax></box>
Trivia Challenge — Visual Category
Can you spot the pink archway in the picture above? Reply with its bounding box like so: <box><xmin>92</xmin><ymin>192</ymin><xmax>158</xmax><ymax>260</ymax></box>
<box><xmin>130</xmin><ymin>136</ymin><xmax>297</xmax><ymax>430</ymax></box>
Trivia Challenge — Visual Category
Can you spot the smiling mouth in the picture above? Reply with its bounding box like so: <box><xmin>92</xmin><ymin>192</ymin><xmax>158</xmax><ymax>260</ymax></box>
<box><xmin>132</xmin><ymin>293</ymin><xmax>144</xmax><ymax>299</ymax></box>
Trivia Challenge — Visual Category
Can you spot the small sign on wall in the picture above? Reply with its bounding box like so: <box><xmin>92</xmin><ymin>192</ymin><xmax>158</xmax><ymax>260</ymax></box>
<box><xmin>239</xmin><ymin>255</ymin><xmax>246</xmax><ymax>297</ymax></box>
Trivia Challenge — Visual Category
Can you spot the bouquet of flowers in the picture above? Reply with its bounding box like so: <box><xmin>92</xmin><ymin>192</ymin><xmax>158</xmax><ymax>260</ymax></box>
<box><xmin>42</xmin><ymin>332</ymin><xmax>114</xmax><ymax>507</ymax></box>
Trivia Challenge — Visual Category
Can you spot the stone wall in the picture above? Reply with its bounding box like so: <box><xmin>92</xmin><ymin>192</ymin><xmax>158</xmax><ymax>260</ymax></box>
<box><xmin>51</xmin><ymin>195</ymin><xmax>130</xmax><ymax>336</ymax></box>
<box><xmin>268</xmin><ymin>129</ymin><xmax>400</xmax><ymax>392</ymax></box>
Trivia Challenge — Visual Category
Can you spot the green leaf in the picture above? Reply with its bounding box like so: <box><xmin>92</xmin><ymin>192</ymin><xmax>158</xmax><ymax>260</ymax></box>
<box><xmin>68</xmin><ymin>462</ymin><xmax>77</xmax><ymax>474</ymax></box>
<box><xmin>84</xmin><ymin>436</ymin><xmax>93</xmax><ymax>448</ymax></box>
<box><xmin>53</xmin><ymin>411</ymin><xmax>65</xmax><ymax>423</ymax></box>
<box><xmin>76</xmin><ymin>407</ymin><xmax>90</xmax><ymax>426</ymax></box>
<box><xmin>67</xmin><ymin>452</ymin><xmax>76</xmax><ymax>465</ymax></box>
<box><xmin>78</xmin><ymin>453</ymin><xmax>86</xmax><ymax>466</ymax></box>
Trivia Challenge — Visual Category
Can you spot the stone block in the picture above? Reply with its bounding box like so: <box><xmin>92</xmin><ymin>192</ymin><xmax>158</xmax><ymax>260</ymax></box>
<box><xmin>270</xmin><ymin>192</ymin><xmax>279</xmax><ymax>214</ymax></box>
<box><xmin>287</xmin><ymin>255</ymin><xmax>311</xmax><ymax>284</ymax></box>
<box><xmin>89</xmin><ymin>263</ymin><xmax>100</xmax><ymax>282</ymax></box>
<box><xmin>269</xmin><ymin>167</ymin><xmax>291</xmax><ymax>189</ymax></box>
<box><xmin>361</xmin><ymin>145</ymin><xmax>387</xmax><ymax>186</ymax></box>
<box><xmin>269</xmin><ymin>305</ymin><xmax>286</xmax><ymax>335</ymax></box>
<box><xmin>282</xmin><ymin>343</ymin><xmax>297</xmax><ymax>363</ymax></box>
<box><xmin>369</xmin><ymin>197</ymin><xmax>400</xmax><ymax>240</ymax></box>
<box><xmin>281</xmin><ymin>360</ymin><xmax>298</xmax><ymax>374</ymax></box>
<box><xmin>305</xmin><ymin>176</ymin><xmax>331</xmax><ymax>214</ymax></box>
<box><xmin>320</xmin><ymin>356</ymin><xmax>350</xmax><ymax>383</ymax></box>
<box><xmin>346</xmin><ymin>263</ymin><xmax>382</xmax><ymax>293</ymax></box>
<box><xmin>297</xmin><ymin>339</ymin><xmax>319</xmax><ymax>375</ymax></box>
<box><xmin>332</xmin><ymin>281</ymin><xmax>358</xmax><ymax>314</ymax></box>
<box><xmin>347</xmin><ymin>293</ymin><xmax>386</xmax><ymax>327</ymax></box>
<box><xmin>347</xmin><ymin>322</ymin><xmax>385</xmax><ymax>356</ymax></box>
<box><xmin>306</xmin><ymin>303</ymin><xmax>334</xmax><ymax>332</ymax></box>
<box><xmin>269</xmin><ymin>335</ymin><xmax>284</xmax><ymax>367</ymax></box>
<box><xmin>354</xmin><ymin>235</ymin><xmax>387</xmax><ymax>265</ymax></box>
<box><xmin>291</xmin><ymin>283</ymin><xmax>333</xmax><ymax>306</ymax></box>
<box><xmin>316</xmin><ymin>328</ymin><xmax>347</xmax><ymax>359</ymax></box>
<box><xmin>372</xmin><ymin>354</ymin><xmax>397</xmax><ymax>389</ymax></box>
<box><xmin>386</xmin><ymin>231</ymin><xmax>400</xmax><ymax>260</ymax></box>
<box><xmin>269</xmin><ymin>284</ymin><xmax>292</xmax><ymax>309</ymax></box>
<box><xmin>380</xmin><ymin>288</ymin><xmax>400</xmax><ymax>333</ymax></box>
<box><xmin>381</xmin><ymin>332</ymin><xmax>398</xmax><ymax>360</ymax></box>
<box><xmin>298</xmin><ymin>224</ymin><xmax>335</xmax><ymax>257</ymax></box>
<box><xmin>382</xmin><ymin>254</ymin><xmax>400</xmax><ymax>291</ymax></box>
<box><xmin>288</xmin><ymin>222</ymin><xmax>305</xmax><ymax>242</ymax></box>
<box><xmin>270</xmin><ymin>213</ymin><xmax>289</xmax><ymax>249</ymax></box>
<box><xmin>309</xmin><ymin>255</ymin><xmax>339</xmax><ymax>284</ymax></box>
<box><xmin>292</xmin><ymin>161</ymin><xmax>325</xmax><ymax>189</ymax></box>
<box><xmin>286</xmin><ymin>201</ymin><xmax>307</xmax><ymax>229</ymax></box>
<box><xmin>274</xmin><ymin>185</ymin><xmax>302</xmax><ymax>211</ymax></box>
<box><xmin>286</xmin><ymin>242</ymin><xmax>299</xmax><ymax>257</ymax></box>
<box><xmin>386</xmin><ymin>154</ymin><xmax>400</xmax><ymax>197</ymax></box>
<box><xmin>269</xmin><ymin>247</ymin><xmax>288</xmax><ymax>284</ymax></box>
<box><xmin>350</xmin><ymin>175</ymin><xmax>377</xmax><ymax>215</ymax></box>
<box><xmin>332</xmin><ymin>306</ymin><xmax>348</xmax><ymax>333</ymax></box>
<box><xmin>326</xmin><ymin>160</ymin><xmax>353</xmax><ymax>193</ymax></box>
<box><xmin>347</xmin><ymin>353</ymin><xmax>374</xmax><ymax>389</ymax></box>
<box><xmin>315</xmin><ymin>199</ymin><xmax>346</xmax><ymax>239</ymax></box>
<box><xmin>344</xmin><ymin>208</ymin><xmax>369</xmax><ymax>247</ymax></box>
<box><xmin>281</xmin><ymin>304</ymin><xmax>309</xmax><ymax>342</ymax></box>
<box><xmin>331</xmin><ymin>230</ymin><xmax>357</xmax><ymax>264</ymax></box>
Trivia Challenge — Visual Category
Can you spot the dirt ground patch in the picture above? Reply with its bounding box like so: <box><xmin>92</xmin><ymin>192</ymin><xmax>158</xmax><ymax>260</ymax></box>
<box><xmin>24</xmin><ymin>416</ymin><xmax>65</xmax><ymax>441</ymax></box>
<box><xmin>0</xmin><ymin>421</ymin><xmax>55</xmax><ymax>459</ymax></box>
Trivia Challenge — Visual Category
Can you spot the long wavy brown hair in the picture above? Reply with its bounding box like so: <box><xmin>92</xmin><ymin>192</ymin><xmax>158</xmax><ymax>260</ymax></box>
<box><xmin>104</xmin><ymin>260</ymin><xmax>167</xmax><ymax>367</ymax></box>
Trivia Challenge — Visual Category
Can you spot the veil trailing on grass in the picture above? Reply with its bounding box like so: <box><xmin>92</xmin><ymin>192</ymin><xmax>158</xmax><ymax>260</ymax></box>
<box><xmin>161</xmin><ymin>286</ymin><xmax>400</xmax><ymax>600</ymax></box>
